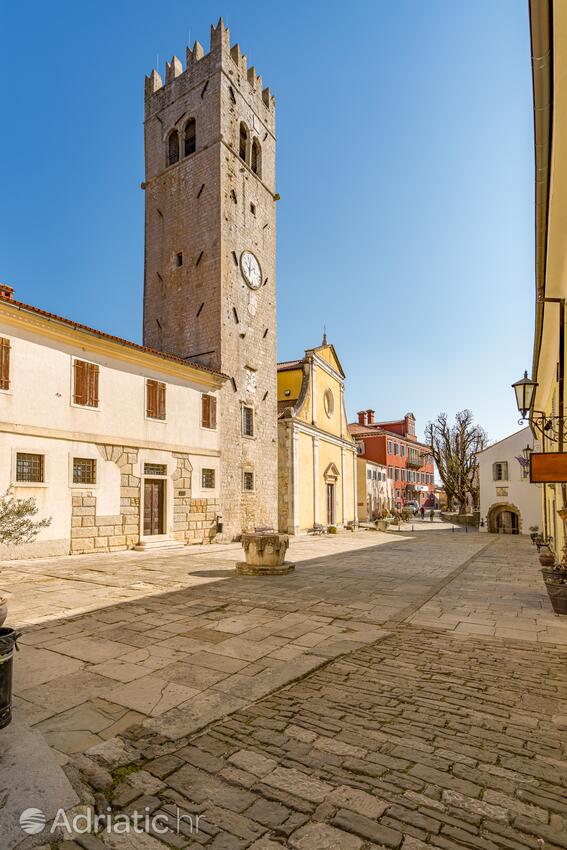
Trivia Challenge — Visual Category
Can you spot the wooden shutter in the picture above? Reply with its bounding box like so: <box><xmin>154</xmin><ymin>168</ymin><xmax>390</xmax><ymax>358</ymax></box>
<box><xmin>147</xmin><ymin>380</ymin><xmax>157</xmax><ymax>418</ymax></box>
<box><xmin>147</xmin><ymin>380</ymin><xmax>165</xmax><ymax>419</ymax></box>
<box><xmin>73</xmin><ymin>359</ymin><xmax>86</xmax><ymax>405</ymax></box>
<box><xmin>74</xmin><ymin>360</ymin><xmax>99</xmax><ymax>407</ymax></box>
<box><xmin>202</xmin><ymin>394</ymin><xmax>216</xmax><ymax>428</ymax></box>
<box><xmin>86</xmin><ymin>362</ymin><xmax>99</xmax><ymax>407</ymax></box>
<box><xmin>0</xmin><ymin>338</ymin><xmax>10</xmax><ymax>390</ymax></box>
<box><xmin>157</xmin><ymin>381</ymin><xmax>166</xmax><ymax>420</ymax></box>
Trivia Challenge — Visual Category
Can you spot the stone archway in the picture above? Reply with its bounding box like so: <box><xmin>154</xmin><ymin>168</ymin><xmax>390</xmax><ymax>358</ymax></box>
<box><xmin>486</xmin><ymin>502</ymin><xmax>521</xmax><ymax>535</ymax></box>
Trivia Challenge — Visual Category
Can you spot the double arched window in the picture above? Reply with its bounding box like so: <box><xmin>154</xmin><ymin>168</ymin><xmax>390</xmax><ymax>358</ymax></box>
<box><xmin>166</xmin><ymin>119</ymin><xmax>197</xmax><ymax>167</ymax></box>
<box><xmin>239</xmin><ymin>122</ymin><xmax>262</xmax><ymax>179</ymax></box>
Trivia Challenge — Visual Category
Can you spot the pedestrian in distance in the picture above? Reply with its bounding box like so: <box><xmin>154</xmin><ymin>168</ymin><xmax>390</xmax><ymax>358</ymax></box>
<box><xmin>420</xmin><ymin>506</ymin><xmax>425</xmax><ymax>520</ymax></box>
<box><xmin>429</xmin><ymin>509</ymin><xmax>435</xmax><ymax>522</ymax></box>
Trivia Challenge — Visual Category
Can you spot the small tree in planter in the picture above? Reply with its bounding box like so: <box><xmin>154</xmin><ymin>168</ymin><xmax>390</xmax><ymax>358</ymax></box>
<box><xmin>529</xmin><ymin>525</ymin><xmax>539</xmax><ymax>544</ymax></box>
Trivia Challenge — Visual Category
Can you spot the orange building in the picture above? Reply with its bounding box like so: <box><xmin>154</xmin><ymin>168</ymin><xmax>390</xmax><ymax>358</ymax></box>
<box><xmin>349</xmin><ymin>411</ymin><xmax>435</xmax><ymax>510</ymax></box>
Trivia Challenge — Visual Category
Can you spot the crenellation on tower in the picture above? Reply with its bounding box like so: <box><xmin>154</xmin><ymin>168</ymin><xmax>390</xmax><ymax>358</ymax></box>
<box><xmin>143</xmin><ymin>21</ymin><xmax>275</xmax><ymax>126</ymax></box>
<box><xmin>165</xmin><ymin>56</ymin><xmax>183</xmax><ymax>84</ymax></box>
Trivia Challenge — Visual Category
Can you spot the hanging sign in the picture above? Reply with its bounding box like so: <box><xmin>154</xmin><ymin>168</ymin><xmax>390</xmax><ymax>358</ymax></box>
<box><xmin>530</xmin><ymin>452</ymin><xmax>567</xmax><ymax>483</ymax></box>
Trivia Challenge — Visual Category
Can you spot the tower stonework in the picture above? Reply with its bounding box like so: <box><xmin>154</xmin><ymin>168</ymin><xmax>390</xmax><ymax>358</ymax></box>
<box><xmin>143</xmin><ymin>20</ymin><xmax>278</xmax><ymax>538</ymax></box>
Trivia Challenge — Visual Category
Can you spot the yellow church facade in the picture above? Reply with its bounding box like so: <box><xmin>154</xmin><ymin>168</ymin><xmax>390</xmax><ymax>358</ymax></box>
<box><xmin>277</xmin><ymin>340</ymin><xmax>357</xmax><ymax>534</ymax></box>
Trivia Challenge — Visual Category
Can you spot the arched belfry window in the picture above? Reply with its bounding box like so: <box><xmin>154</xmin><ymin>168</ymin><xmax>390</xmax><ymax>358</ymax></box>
<box><xmin>239</xmin><ymin>122</ymin><xmax>249</xmax><ymax>163</ymax></box>
<box><xmin>168</xmin><ymin>130</ymin><xmax>180</xmax><ymax>166</ymax></box>
<box><xmin>251</xmin><ymin>138</ymin><xmax>262</xmax><ymax>177</ymax></box>
<box><xmin>184</xmin><ymin>119</ymin><xmax>196</xmax><ymax>157</ymax></box>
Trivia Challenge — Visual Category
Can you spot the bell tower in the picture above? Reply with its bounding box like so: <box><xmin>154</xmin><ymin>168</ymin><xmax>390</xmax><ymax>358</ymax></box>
<box><xmin>142</xmin><ymin>20</ymin><xmax>278</xmax><ymax>538</ymax></box>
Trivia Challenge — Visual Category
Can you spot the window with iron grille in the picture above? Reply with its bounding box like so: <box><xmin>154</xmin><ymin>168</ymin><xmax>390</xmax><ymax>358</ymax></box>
<box><xmin>0</xmin><ymin>337</ymin><xmax>10</xmax><ymax>390</ymax></box>
<box><xmin>243</xmin><ymin>471</ymin><xmax>254</xmax><ymax>492</ymax></box>
<box><xmin>73</xmin><ymin>359</ymin><xmax>99</xmax><ymax>407</ymax></box>
<box><xmin>144</xmin><ymin>463</ymin><xmax>167</xmax><ymax>476</ymax></box>
<box><xmin>242</xmin><ymin>405</ymin><xmax>254</xmax><ymax>437</ymax></box>
<box><xmin>16</xmin><ymin>452</ymin><xmax>44</xmax><ymax>483</ymax></box>
<box><xmin>146</xmin><ymin>380</ymin><xmax>166</xmax><ymax>420</ymax></box>
<box><xmin>73</xmin><ymin>457</ymin><xmax>96</xmax><ymax>485</ymax></box>
<box><xmin>201</xmin><ymin>394</ymin><xmax>217</xmax><ymax>429</ymax></box>
<box><xmin>202</xmin><ymin>468</ymin><xmax>215</xmax><ymax>489</ymax></box>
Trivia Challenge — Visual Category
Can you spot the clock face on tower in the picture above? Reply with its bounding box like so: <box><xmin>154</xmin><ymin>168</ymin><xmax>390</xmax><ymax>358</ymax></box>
<box><xmin>240</xmin><ymin>251</ymin><xmax>262</xmax><ymax>290</ymax></box>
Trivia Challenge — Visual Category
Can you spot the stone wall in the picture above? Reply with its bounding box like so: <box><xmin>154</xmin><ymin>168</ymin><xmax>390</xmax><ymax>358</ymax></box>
<box><xmin>70</xmin><ymin>445</ymin><xmax>140</xmax><ymax>555</ymax></box>
<box><xmin>71</xmin><ymin>447</ymin><xmax>219</xmax><ymax>554</ymax></box>
<box><xmin>172</xmin><ymin>453</ymin><xmax>219</xmax><ymax>544</ymax></box>
<box><xmin>277</xmin><ymin>422</ymin><xmax>291</xmax><ymax>533</ymax></box>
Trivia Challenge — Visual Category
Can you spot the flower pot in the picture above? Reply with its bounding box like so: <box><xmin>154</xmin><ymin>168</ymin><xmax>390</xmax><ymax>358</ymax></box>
<box><xmin>543</xmin><ymin>577</ymin><xmax>567</xmax><ymax>615</ymax></box>
<box><xmin>530</xmin><ymin>533</ymin><xmax>539</xmax><ymax>544</ymax></box>
<box><xmin>539</xmin><ymin>553</ymin><xmax>556</xmax><ymax>567</ymax></box>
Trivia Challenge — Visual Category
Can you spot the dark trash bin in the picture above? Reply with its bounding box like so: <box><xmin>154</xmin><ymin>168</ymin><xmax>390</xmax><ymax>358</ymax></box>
<box><xmin>0</xmin><ymin>628</ymin><xmax>20</xmax><ymax>729</ymax></box>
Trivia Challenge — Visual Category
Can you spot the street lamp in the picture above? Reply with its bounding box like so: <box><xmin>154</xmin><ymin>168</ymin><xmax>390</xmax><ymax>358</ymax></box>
<box><xmin>512</xmin><ymin>371</ymin><xmax>538</xmax><ymax>419</ymax></box>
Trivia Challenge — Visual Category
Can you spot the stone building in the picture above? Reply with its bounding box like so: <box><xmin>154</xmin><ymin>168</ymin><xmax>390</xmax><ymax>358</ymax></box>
<box><xmin>277</xmin><ymin>339</ymin><xmax>357</xmax><ymax>533</ymax></box>
<box><xmin>142</xmin><ymin>20</ymin><xmax>278</xmax><ymax>539</ymax></box>
<box><xmin>477</xmin><ymin>427</ymin><xmax>541</xmax><ymax>535</ymax></box>
<box><xmin>0</xmin><ymin>285</ymin><xmax>224</xmax><ymax>558</ymax></box>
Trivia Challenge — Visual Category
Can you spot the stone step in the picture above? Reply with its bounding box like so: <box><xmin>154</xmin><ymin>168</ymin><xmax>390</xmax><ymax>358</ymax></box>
<box><xmin>133</xmin><ymin>538</ymin><xmax>185</xmax><ymax>552</ymax></box>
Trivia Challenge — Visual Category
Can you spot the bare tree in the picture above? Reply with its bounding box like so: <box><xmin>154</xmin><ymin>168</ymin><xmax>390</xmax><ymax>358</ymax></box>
<box><xmin>425</xmin><ymin>410</ymin><xmax>487</xmax><ymax>514</ymax></box>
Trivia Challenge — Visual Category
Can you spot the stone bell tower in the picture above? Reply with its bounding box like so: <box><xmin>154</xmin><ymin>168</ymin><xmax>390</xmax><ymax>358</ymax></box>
<box><xmin>142</xmin><ymin>19</ymin><xmax>278</xmax><ymax>538</ymax></box>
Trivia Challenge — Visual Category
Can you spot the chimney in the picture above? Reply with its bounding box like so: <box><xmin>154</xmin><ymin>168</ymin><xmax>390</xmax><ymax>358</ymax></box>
<box><xmin>367</xmin><ymin>409</ymin><xmax>375</xmax><ymax>425</ymax></box>
<box><xmin>0</xmin><ymin>284</ymin><xmax>14</xmax><ymax>301</ymax></box>
<box><xmin>357</xmin><ymin>411</ymin><xmax>367</xmax><ymax>426</ymax></box>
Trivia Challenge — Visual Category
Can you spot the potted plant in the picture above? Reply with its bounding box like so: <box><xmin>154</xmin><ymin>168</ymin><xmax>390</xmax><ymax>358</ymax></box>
<box><xmin>541</xmin><ymin>540</ymin><xmax>567</xmax><ymax>615</ymax></box>
<box><xmin>529</xmin><ymin>525</ymin><xmax>539</xmax><ymax>544</ymax></box>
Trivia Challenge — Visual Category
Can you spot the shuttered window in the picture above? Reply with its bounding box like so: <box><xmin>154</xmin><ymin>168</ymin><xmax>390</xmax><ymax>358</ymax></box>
<box><xmin>0</xmin><ymin>338</ymin><xmax>10</xmax><ymax>390</ymax></box>
<box><xmin>73</xmin><ymin>360</ymin><xmax>99</xmax><ymax>407</ymax></box>
<box><xmin>201</xmin><ymin>394</ymin><xmax>217</xmax><ymax>429</ymax></box>
<box><xmin>146</xmin><ymin>380</ymin><xmax>166</xmax><ymax>420</ymax></box>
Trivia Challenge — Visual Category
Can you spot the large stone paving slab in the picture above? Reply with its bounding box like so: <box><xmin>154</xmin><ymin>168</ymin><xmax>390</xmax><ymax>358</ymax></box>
<box><xmin>8</xmin><ymin>532</ymin><xmax>490</xmax><ymax>761</ymax></box>
<box><xmin>410</xmin><ymin>535</ymin><xmax>567</xmax><ymax>643</ymax></box>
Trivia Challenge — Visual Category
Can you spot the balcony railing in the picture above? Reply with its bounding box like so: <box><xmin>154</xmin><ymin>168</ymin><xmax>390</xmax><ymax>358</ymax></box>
<box><xmin>407</xmin><ymin>455</ymin><xmax>423</xmax><ymax>469</ymax></box>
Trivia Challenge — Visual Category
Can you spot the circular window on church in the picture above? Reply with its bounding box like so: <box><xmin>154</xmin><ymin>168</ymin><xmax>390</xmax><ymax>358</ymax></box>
<box><xmin>324</xmin><ymin>388</ymin><xmax>334</xmax><ymax>418</ymax></box>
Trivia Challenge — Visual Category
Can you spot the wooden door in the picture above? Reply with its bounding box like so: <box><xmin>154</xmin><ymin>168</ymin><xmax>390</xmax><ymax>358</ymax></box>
<box><xmin>326</xmin><ymin>483</ymin><xmax>335</xmax><ymax>526</ymax></box>
<box><xmin>144</xmin><ymin>479</ymin><xmax>165</xmax><ymax>536</ymax></box>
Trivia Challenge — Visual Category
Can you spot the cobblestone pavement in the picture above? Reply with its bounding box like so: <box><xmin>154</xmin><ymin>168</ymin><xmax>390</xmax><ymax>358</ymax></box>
<box><xmin>64</xmin><ymin>624</ymin><xmax>567</xmax><ymax>850</ymax></box>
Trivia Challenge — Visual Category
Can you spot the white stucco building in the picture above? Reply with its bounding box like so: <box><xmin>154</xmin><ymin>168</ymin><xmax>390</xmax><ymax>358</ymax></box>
<box><xmin>477</xmin><ymin>427</ymin><xmax>541</xmax><ymax>535</ymax></box>
<box><xmin>0</xmin><ymin>285</ymin><xmax>225</xmax><ymax>557</ymax></box>
<box><xmin>356</xmin><ymin>457</ymin><xmax>392</xmax><ymax>521</ymax></box>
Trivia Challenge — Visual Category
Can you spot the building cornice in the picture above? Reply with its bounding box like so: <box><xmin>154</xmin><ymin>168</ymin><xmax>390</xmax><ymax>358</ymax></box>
<box><xmin>0</xmin><ymin>420</ymin><xmax>221</xmax><ymax>456</ymax></box>
<box><xmin>0</xmin><ymin>300</ymin><xmax>225</xmax><ymax>389</ymax></box>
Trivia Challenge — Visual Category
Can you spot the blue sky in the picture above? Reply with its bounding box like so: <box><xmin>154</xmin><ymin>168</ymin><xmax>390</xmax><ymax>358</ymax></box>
<box><xmin>1</xmin><ymin>0</ymin><xmax>534</xmax><ymax>443</ymax></box>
